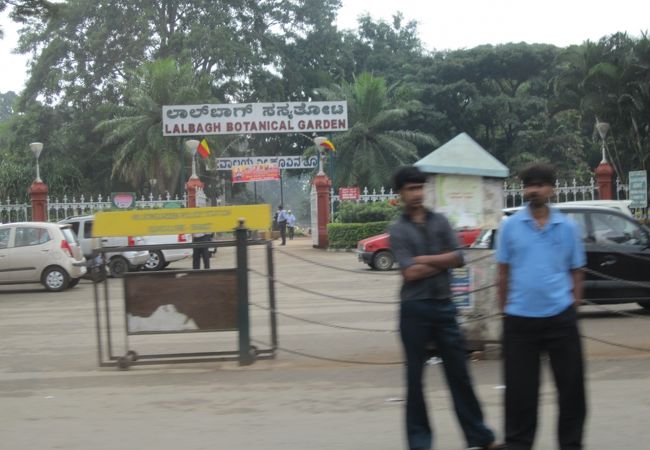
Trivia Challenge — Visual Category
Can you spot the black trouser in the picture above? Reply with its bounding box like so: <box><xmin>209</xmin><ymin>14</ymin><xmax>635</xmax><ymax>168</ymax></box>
<box><xmin>279</xmin><ymin>221</ymin><xmax>287</xmax><ymax>244</ymax></box>
<box><xmin>192</xmin><ymin>235</ymin><xmax>211</xmax><ymax>269</ymax></box>
<box><xmin>400</xmin><ymin>298</ymin><xmax>495</xmax><ymax>450</ymax></box>
<box><xmin>503</xmin><ymin>305</ymin><xmax>586</xmax><ymax>450</ymax></box>
<box><xmin>288</xmin><ymin>226</ymin><xmax>294</xmax><ymax>240</ymax></box>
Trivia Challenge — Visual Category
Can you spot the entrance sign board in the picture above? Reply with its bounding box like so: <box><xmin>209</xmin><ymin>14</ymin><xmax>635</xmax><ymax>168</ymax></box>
<box><xmin>163</xmin><ymin>101</ymin><xmax>348</xmax><ymax>136</ymax></box>
<box><xmin>629</xmin><ymin>170</ymin><xmax>647</xmax><ymax>208</ymax></box>
<box><xmin>93</xmin><ymin>204</ymin><xmax>272</xmax><ymax>236</ymax></box>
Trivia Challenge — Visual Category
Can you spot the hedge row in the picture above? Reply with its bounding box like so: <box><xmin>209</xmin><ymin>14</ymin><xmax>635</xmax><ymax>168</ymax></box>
<box><xmin>327</xmin><ymin>221</ymin><xmax>390</xmax><ymax>249</ymax></box>
<box><xmin>335</xmin><ymin>200</ymin><xmax>400</xmax><ymax>223</ymax></box>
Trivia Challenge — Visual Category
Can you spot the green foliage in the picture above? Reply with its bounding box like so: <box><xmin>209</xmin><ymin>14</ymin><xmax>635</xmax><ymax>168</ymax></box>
<box><xmin>327</xmin><ymin>221</ymin><xmax>389</xmax><ymax>249</ymax></box>
<box><xmin>335</xmin><ymin>200</ymin><xmax>400</xmax><ymax>223</ymax></box>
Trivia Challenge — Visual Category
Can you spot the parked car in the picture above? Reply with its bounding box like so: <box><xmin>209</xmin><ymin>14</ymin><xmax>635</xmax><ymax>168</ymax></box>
<box><xmin>356</xmin><ymin>228</ymin><xmax>482</xmax><ymax>271</ymax></box>
<box><xmin>141</xmin><ymin>234</ymin><xmax>193</xmax><ymax>271</ymax></box>
<box><xmin>58</xmin><ymin>215</ymin><xmax>149</xmax><ymax>277</ymax></box>
<box><xmin>0</xmin><ymin>222</ymin><xmax>86</xmax><ymax>291</ymax></box>
<box><xmin>472</xmin><ymin>204</ymin><xmax>650</xmax><ymax>309</ymax></box>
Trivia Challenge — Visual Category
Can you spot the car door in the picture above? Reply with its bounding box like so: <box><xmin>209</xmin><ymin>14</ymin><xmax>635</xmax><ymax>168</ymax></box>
<box><xmin>7</xmin><ymin>226</ymin><xmax>52</xmax><ymax>283</ymax></box>
<box><xmin>583</xmin><ymin>210</ymin><xmax>650</xmax><ymax>301</ymax></box>
<box><xmin>0</xmin><ymin>227</ymin><xmax>12</xmax><ymax>282</ymax></box>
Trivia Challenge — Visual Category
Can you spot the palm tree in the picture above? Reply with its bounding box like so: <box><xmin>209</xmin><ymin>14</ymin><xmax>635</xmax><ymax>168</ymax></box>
<box><xmin>94</xmin><ymin>58</ymin><xmax>213</xmax><ymax>194</ymax></box>
<box><xmin>318</xmin><ymin>73</ymin><xmax>438</xmax><ymax>188</ymax></box>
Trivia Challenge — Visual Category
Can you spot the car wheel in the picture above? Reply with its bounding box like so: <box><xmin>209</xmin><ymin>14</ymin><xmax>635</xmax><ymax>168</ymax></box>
<box><xmin>638</xmin><ymin>301</ymin><xmax>650</xmax><ymax>310</ymax></box>
<box><xmin>373</xmin><ymin>250</ymin><xmax>394</xmax><ymax>271</ymax></box>
<box><xmin>42</xmin><ymin>266</ymin><xmax>70</xmax><ymax>292</ymax></box>
<box><xmin>143</xmin><ymin>250</ymin><xmax>165</xmax><ymax>271</ymax></box>
<box><xmin>68</xmin><ymin>278</ymin><xmax>80</xmax><ymax>288</ymax></box>
<box><xmin>108</xmin><ymin>256</ymin><xmax>129</xmax><ymax>277</ymax></box>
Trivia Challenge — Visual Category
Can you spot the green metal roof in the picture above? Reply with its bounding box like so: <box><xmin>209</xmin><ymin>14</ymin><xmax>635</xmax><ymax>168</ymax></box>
<box><xmin>415</xmin><ymin>133</ymin><xmax>509</xmax><ymax>178</ymax></box>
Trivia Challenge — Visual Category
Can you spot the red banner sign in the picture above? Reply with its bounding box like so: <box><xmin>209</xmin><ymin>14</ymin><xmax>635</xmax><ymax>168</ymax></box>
<box><xmin>232</xmin><ymin>164</ymin><xmax>280</xmax><ymax>183</ymax></box>
<box><xmin>338</xmin><ymin>187</ymin><xmax>360</xmax><ymax>201</ymax></box>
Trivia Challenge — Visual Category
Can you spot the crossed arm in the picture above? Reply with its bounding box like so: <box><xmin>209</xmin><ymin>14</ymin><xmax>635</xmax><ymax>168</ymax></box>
<box><xmin>402</xmin><ymin>251</ymin><xmax>463</xmax><ymax>282</ymax></box>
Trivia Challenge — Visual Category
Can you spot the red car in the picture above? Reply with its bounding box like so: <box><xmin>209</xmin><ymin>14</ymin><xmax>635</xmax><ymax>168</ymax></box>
<box><xmin>356</xmin><ymin>229</ymin><xmax>482</xmax><ymax>271</ymax></box>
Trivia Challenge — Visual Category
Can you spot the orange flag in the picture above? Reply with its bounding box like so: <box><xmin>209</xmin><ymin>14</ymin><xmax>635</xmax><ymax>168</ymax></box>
<box><xmin>197</xmin><ymin>139</ymin><xmax>211</xmax><ymax>159</ymax></box>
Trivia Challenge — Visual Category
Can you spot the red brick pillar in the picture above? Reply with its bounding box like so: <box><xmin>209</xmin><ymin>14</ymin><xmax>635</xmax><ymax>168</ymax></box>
<box><xmin>185</xmin><ymin>177</ymin><xmax>204</xmax><ymax>208</ymax></box>
<box><xmin>28</xmin><ymin>181</ymin><xmax>49</xmax><ymax>222</ymax></box>
<box><xmin>595</xmin><ymin>161</ymin><xmax>615</xmax><ymax>200</ymax></box>
<box><xmin>312</xmin><ymin>173</ymin><xmax>331</xmax><ymax>248</ymax></box>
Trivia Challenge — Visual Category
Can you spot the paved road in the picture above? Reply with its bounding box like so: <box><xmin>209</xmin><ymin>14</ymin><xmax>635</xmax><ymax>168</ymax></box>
<box><xmin>1</xmin><ymin>237</ymin><xmax>649</xmax><ymax>449</ymax></box>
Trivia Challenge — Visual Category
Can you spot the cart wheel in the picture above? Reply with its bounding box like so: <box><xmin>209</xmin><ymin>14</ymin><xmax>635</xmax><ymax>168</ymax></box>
<box><xmin>117</xmin><ymin>356</ymin><xmax>131</xmax><ymax>370</ymax></box>
<box><xmin>126</xmin><ymin>350</ymin><xmax>139</xmax><ymax>362</ymax></box>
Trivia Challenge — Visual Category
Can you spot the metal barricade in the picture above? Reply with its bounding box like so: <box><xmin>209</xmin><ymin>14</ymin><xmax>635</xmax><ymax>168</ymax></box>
<box><xmin>92</xmin><ymin>225</ymin><xmax>277</xmax><ymax>370</ymax></box>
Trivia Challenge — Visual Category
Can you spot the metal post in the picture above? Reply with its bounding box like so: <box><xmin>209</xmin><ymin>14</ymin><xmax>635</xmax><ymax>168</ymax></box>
<box><xmin>279</xmin><ymin>171</ymin><xmax>284</xmax><ymax>207</ymax></box>
<box><xmin>235</xmin><ymin>220</ymin><xmax>253</xmax><ymax>365</ymax></box>
<box><xmin>179</xmin><ymin>140</ymin><xmax>185</xmax><ymax>196</ymax></box>
<box><xmin>266</xmin><ymin>240</ymin><xmax>278</xmax><ymax>350</ymax></box>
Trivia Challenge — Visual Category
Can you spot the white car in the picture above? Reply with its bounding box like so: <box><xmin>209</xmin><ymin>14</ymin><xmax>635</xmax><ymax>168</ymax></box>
<box><xmin>141</xmin><ymin>234</ymin><xmax>193</xmax><ymax>271</ymax></box>
<box><xmin>58</xmin><ymin>215</ymin><xmax>149</xmax><ymax>277</ymax></box>
<box><xmin>0</xmin><ymin>222</ymin><xmax>87</xmax><ymax>291</ymax></box>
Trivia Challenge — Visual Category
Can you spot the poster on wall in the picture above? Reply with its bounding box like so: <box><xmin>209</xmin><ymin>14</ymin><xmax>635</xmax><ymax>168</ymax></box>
<box><xmin>231</xmin><ymin>163</ymin><xmax>280</xmax><ymax>183</ymax></box>
<box><xmin>434</xmin><ymin>175</ymin><xmax>483</xmax><ymax>228</ymax></box>
<box><xmin>450</xmin><ymin>267</ymin><xmax>473</xmax><ymax>309</ymax></box>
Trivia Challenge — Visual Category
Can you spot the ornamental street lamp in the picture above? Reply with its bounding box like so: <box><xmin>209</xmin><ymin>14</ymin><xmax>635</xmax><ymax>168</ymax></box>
<box><xmin>29</xmin><ymin>142</ymin><xmax>44</xmax><ymax>182</ymax></box>
<box><xmin>596</xmin><ymin>121</ymin><xmax>610</xmax><ymax>163</ymax></box>
<box><xmin>185</xmin><ymin>139</ymin><xmax>200</xmax><ymax>179</ymax></box>
<box><xmin>313</xmin><ymin>136</ymin><xmax>328</xmax><ymax>176</ymax></box>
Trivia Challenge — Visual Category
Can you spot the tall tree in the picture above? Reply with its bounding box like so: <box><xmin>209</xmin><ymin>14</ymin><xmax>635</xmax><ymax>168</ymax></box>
<box><xmin>94</xmin><ymin>59</ymin><xmax>214</xmax><ymax>193</ymax></box>
<box><xmin>318</xmin><ymin>73</ymin><xmax>437</xmax><ymax>188</ymax></box>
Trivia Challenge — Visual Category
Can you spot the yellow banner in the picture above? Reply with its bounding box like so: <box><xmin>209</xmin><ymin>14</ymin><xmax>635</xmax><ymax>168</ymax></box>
<box><xmin>92</xmin><ymin>205</ymin><xmax>272</xmax><ymax>237</ymax></box>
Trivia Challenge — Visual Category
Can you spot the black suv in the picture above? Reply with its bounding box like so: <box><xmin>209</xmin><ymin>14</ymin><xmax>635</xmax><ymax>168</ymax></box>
<box><xmin>472</xmin><ymin>205</ymin><xmax>650</xmax><ymax>310</ymax></box>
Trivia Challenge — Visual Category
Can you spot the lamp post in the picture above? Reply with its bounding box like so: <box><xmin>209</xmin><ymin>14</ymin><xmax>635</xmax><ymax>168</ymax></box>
<box><xmin>28</xmin><ymin>142</ymin><xmax>48</xmax><ymax>221</ymax></box>
<box><xmin>596</xmin><ymin>121</ymin><xmax>610</xmax><ymax>163</ymax></box>
<box><xmin>595</xmin><ymin>120</ymin><xmax>614</xmax><ymax>200</ymax></box>
<box><xmin>30</xmin><ymin>142</ymin><xmax>44</xmax><ymax>182</ymax></box>
<box><xmin>185</xmin><ymin>139</ymin><xmax>200</xmax><ymax>179</ymax></box>
<box><xmin>184</xmin><ymin>139</ymin><xmax>203</xmax><ymax>208</ymax></box>
<box><xmin>313</xmin><ymin>136</ymin><xmax>328</xmax><ymax>176</ymax></box>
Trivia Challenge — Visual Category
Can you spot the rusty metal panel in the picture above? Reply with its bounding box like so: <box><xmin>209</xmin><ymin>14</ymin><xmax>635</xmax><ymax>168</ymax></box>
<box><xmin>124</xmin><ymin>269</ymin><xmax>238</xmax><ymax>335</ymax></box>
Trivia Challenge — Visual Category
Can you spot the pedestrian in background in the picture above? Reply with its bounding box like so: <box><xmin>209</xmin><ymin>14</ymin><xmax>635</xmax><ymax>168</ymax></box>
<box><xmin>192</xmin><ymin>232</ymin><xmax>213</xmax><ymax>269</ymax></box>
<box><xmin>286</xmin><ymin>209</ymin><xmax>296</xmax><ymax>240</ymax></box>
<box><xmin>389</xmin><ymin>166</ymin><xmax>504</xmax><ymax>450</ymax></box>
<box><xmin>497</xmin><ymin>163</ymin><xmax>587</xmax><ymax>450</ymax></box>
<box><xmin>276</xmin><ymin>205</ymin><xmax>288</xmax><ymax>245</ymax></box>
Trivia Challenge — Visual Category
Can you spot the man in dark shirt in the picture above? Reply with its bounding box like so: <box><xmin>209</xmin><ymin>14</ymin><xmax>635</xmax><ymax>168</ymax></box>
<box><xmin>389</xmin><ymin>166</ymin><xmax>503</xmax><ymax>450</ymax></box>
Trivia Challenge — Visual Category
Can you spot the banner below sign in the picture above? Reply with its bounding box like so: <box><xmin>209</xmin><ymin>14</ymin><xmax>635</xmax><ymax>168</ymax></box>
<box><xmin>338</xmin><ymin>187</ymin><xmax>360</xmax><ymax>201</ymax></box>
<box><xmin>93</xmin><ymin>204</ymin><xmax>272</xmax><ymax>237</ymax></box>
<box><xmin>232</xmin><ymin>164</ymin><xmax>280</xmax><ymax>183</ymax></box>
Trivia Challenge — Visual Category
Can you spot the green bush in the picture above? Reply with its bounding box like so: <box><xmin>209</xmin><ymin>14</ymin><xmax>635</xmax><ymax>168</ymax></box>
<box><xmin>327</xmin><ymin>221</ymin><xmax>390</xmax><ymax>249</ymax></box>
<box><xmin>335</xmin><ymin>200</ymin><xmax>400</xmax><ymax>223</ymax></box>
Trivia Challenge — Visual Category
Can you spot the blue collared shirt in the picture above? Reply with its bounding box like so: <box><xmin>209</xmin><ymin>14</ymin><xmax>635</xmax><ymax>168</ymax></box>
<box><xmin>496</xmin><ymin>205</ymin><xmax>586</xmax><ymax>317</ymax></box>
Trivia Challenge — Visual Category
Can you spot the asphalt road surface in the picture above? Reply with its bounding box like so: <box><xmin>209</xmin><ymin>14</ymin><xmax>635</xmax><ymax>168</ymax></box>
<box><xmin>1</xmin><ymin>237</ymin><xmax>649</xmax><ymax>449</ymax></box>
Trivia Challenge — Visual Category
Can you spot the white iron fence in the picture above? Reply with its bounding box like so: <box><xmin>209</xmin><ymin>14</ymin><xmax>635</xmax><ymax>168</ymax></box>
<box><xmin>0</xmin><ymin>191</ymin><xmax>198</xmax><ymax>223</ymax></box>
<box><xmin>504</xmin><ymin>178</ymin><xmax>629</xmax><ymax>207</ymax></box>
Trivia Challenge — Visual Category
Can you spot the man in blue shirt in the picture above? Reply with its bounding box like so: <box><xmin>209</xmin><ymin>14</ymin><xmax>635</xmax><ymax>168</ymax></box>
<box><xmin>390</xmin><ymin>166</ymin><xmax>504</xmax><ymax>450</ymax></box>
<box><xmin>496</xmin><ymin>164</ymin><xmax>587</xmax><ymax>450</ymax></box>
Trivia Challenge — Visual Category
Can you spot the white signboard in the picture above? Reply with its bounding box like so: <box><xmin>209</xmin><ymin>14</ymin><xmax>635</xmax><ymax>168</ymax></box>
<box><xmin>629</xmin><ymin>170</ymin><xmax>647</xmax><ymax>208</ymax></box>
<box><xmin>207</xmin><ymin>155</ymin><xmax>318</xmax><ymax>171</ymax></box>
<box><xmin>163</xmin><ymin>101</ymin><xmax>348</xmax><ymax>136</ymax></box>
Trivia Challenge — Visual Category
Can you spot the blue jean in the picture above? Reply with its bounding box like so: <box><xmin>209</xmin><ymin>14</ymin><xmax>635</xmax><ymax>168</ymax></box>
<box><xmin>400</xmin><ymin>298</ymin><xmax>495</xmax><ymax>450</ymax></box>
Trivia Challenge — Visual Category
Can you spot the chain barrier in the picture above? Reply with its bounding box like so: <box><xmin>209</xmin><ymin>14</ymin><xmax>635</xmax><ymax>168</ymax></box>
<box><xmin>252</xmin><ymin>339</ymin><xmax>404</xmax><ymax>365</ymax></box>
<box><xmin>581</xmin><ymin>335</ymin><xmax>650</xmax><ymax>352</ymax></box>
<box><xmin>581</xmin><ymin>299</ymin><xmax>650</xmax><ymax>320</ymax></box>
<box><xmin>274</xmin><ymin>247</ymin><xmax>399</xmax><ymax>275</ymax></box>
<box><xmin>582</xmin><ymin>267</ymin><xmax>650</xmax><ymax>290</ymax></box>
<box><xmin>250</xmin><ymin>301</ymin><xmax>398</xmax><ymax>333</ymax></box>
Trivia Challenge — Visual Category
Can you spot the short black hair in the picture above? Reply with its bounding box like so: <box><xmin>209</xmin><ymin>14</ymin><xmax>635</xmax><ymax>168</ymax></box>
<box><xmin>393</xmin><ymin>166</ymin><xmax>426</xmax><ymax>191</ymax></box>
<box><xmin>519</xmin><ymin>163</ymin><xmax>556</xmax><ymax>187</ymax></box>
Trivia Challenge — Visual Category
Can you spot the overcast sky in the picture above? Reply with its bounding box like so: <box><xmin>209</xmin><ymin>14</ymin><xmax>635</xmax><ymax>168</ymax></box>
<box><xmin>1</xmin><ymin>0</ymin><xmax>649</xmax><ymax>93</ymax></box>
